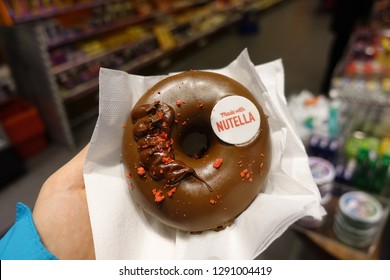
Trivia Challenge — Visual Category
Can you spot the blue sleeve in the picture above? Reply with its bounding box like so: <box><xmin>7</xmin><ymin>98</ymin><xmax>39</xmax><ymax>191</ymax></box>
<box><xmin>0</xmin><ymin>203</ymin><xmax>58</xmax><ymax>260</ymax></box>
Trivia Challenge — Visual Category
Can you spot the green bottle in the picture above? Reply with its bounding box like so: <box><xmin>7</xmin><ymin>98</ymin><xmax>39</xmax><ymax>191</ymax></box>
<box><xmin>352</xmin><ymin>148</ymin><xmax>370</xmax><ymax>191</ymax></box>
<box><xmin>372</xmin><ymin>154</ymin><xmax>390</xmax><ymax>197</ymax></box>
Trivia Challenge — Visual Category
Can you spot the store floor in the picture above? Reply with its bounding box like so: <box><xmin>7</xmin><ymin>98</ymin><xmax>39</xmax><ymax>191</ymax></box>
<box><xmin>0</xmin><ymin>0</ymin><xmax>334</xmax><ymax>259</ymax></box>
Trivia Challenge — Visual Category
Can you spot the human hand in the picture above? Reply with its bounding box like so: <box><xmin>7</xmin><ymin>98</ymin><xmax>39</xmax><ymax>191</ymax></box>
<box><xmin>32</xmin><ymin>145</ymin><xmax>95</xmax><ymax>260</ymax></box>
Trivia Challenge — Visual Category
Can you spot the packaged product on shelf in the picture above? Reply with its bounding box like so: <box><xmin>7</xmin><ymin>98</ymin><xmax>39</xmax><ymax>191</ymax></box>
<box><xmin>294</xmin><ymin>90</ymin><xmax>390</xmax><ymax>197</ymax></box>
<box><xmin>332</xmin><ymin>28</ymin><xmax>390</xmax><ymax>105</ymax></box>
<box><xmin>39</xmin><ymin>19</ymin><xmax>64</xmax><ymax>43</ymax></box>
<box><xmin>79</xmin><ymin>40</ymin><xmax>105</xmax><ymax>57</ymax></box>
<box><xmin>334</xmin><ymin>191</ymin><xmax>383</xmax><ymax>248</ymax></box>
<box><xmin>57</xmin><ymin>72</ymin><xmax>75</xmax><ymax>91</ymax></box>
<box><xmin>371</xmin><ymin>154</ymin><xmax>390</xmax><ymax>196</ymax></box>
<box><xmin>133</xmin><ymin>0</ymin><xmax>154</xmax><ymax>16</ymax></box>
<box><xmin>380</xmin><ymin>137</ymin><xmax>390</xmax><ymax>156</ymax></box>
<box><xmin>288</xmin><ymin>90</ymin><xmax>342</xmax><ymax>146</ymax></box>
<box><xmin>50</xmin><ymin>49</ymin><xmax>67</xmax><ymax>65</ymax></box>
<box><xmin>153</xmin><ymin>23</ymin><xmax>176</xmax><ymax>50</ymax></box>
<box><xmin>308</xmin><ymin>135</ymin><xmax>340</xmax><ymax>165</ymax></box>
<box><xmin>339</xmin><ymin>130</ymin><xmax>390</xmax><ymax>196</ymax></box>
<box><xmin>308</xmin><ymin>157</ymin><xmax>335</xmax><ymax>203</ymax></box>
<box><xmin>328</xmin><ymin>99</ymin><xmax>340</xmax><ymax>139</ymax></box>
<box><xmin>296</xmin><ymin>155</ymin><xmax>335</xmax><ymax>228</ymax></box>
<box><xmin>352</xmin><ymin>148</ymin><xmax>377</xmax><ymax>192</ymax></box>
<box><xmin>6</xmin><ymin>0</ymin><xmax>29</xmax><ymax>18</ymax></box>
<box><xmin>335</xmin><ymin>157</ymin><xmax>357</xmax><ymax>186</ymax></box>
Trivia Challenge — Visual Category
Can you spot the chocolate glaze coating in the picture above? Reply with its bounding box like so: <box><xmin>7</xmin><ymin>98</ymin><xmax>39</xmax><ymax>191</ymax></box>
<box><xmin>122</xmin><ymin>70</ymin><xmax>271</xmax><ymax>232</ymax></box>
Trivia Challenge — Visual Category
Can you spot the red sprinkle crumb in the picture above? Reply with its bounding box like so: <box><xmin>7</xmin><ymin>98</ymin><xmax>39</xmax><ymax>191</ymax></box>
<box><xmin>196</xmin><ymin>103</ymin><xmax>203</xmax><ymax>109</ymax></box>
<box><xmin>123</xmin><ymin>124</ymin><xmax>127</xmax><ymax>129</ymax></box>
<box><xmin>209</xmin><ymin>199</ymin><xmax>217</xmax><ymax>205</ymax></box>
<box><xmin>176</xmin><ymin>100</ymin><xmax>183</xmax><ymax>106</ymax></box>
<box><xmin>213</xmin><ymin>158</ymin><xmax>223</xmax><ymax>169</ymax></box>
<box><xmin>137</xmin><ymin>167</ymin><xmax>146</xmax><ymax>176</ymax></box>
<box><xmin>240</xmin><ymin>169</ymin><xmax>248</xmax><ymax>178</ymax></box>
<box><xmin>167</xmin><ymin>187</ymin><xmax>177</xmax><ymax>197</ymax></box>
<box><xmin>152</xmin><ymin>189</ymin><xmax>165</xmax><ymax>202</ymax></box>
<box><xmin>162</xmin><ymin>157</ymin><xmax>174</xmax><ymax>164</ymax></box>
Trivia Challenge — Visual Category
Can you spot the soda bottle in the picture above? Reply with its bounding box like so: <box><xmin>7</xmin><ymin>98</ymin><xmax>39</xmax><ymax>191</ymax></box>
<box><xmin>372</xmin><ymin>154</ymin><xmax>390</xmax><ymax>197</ymax></box>
<box><xmin>352</xmin><ymin>148</ymin><xmax>371</xmax><ymax>191</ymax></box>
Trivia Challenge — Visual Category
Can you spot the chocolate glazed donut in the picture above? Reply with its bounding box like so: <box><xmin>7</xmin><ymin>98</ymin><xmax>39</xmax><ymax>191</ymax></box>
<box><xmin>122</xmin><ymin>70</ymin><xmax>271</xmax><ymax>232</ymax></box>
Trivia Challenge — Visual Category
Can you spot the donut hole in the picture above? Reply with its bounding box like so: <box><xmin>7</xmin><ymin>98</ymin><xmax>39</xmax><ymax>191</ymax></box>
<box><xmin>181</xmin><ymin>130</ymin><xmax>210</xmax><ymax>159</ymax></box>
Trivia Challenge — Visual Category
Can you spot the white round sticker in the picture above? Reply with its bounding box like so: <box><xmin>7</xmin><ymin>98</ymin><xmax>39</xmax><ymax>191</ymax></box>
<box><xmin>210</xmin><ymin>96</ymin><xmax>261</xmax><ymax>145</ymax></box>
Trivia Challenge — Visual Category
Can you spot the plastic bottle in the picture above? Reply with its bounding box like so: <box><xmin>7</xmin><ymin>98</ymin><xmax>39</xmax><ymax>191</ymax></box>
<box><xmin>371</xmin><ymin>154</ymin><xmax>390</xmax><ymax>196</ymax></box>
<box><xmin>352</xmin><ymin>148</ymin><xmax>371</xmax><ymax>191</ymax></box>
<box><xmin>328</xmin><ymin>100</ymin><xmax>340</xmax><ymax>140</ymax></box>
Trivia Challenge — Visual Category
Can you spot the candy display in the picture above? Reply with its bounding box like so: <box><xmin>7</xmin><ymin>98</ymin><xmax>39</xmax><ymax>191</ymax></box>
<box><xmin>40</xmin><ymin>1</ymin><xmax>242</xmax><ymax>98</ymax></box>
<box><xmin>1</xmin><ymin>0</ymin><xmax>285</xmax><ymax>150</ymax></box>
<box><xmin>0</xmin><ymin>0</ymin><xmax>258</xmax><ymax>99</ymax></box>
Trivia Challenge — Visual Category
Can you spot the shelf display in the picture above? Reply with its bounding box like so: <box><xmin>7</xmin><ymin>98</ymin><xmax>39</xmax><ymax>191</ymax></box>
<box><xmin>2</xmin><ymin>0</ymin><xmax>286</xmax><ymax>148</ymax></box>
<box><xmin>335</xmin><ymin>105</ymin><xmax>390</xmax><ymax>197</ymax></box>
<box><xmin>306</xmin><ymin>102</ymin><xmax>390</xmax><ymax>198</ymax></box>
<box><xmin>290</xmin><ymin>95</ymin><xmax>390</xmax><ymax>256</ymax></box>
<box><xmin>326</xmin><ymin>17</ymin><xmax>390</xmax><ymax>199</ymax></box>
<box><xmin>329</xmin><ymin>1</ymin><xmax>390</xmax><ymax>106</ymax></box>
<box><xmin>331</xmin><ymin>28</ymin><xmax>390</xmax><ymax>106</ymax></box>
<box><xmin>287</xmin><ymin>13</ymin><xmax>390</xmax><ymax>255</ymax></box>
<box><xmin>2</xmin><ymin>0</ymin><xmax>160</xmax><ymax>25</ymax></box>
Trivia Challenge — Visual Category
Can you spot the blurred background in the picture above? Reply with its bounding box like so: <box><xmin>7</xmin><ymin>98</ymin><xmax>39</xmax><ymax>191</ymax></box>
<box><xmin>0</xmin><ymin>0</ymin><xmax>389</xmax><ymax>259</ymax></box>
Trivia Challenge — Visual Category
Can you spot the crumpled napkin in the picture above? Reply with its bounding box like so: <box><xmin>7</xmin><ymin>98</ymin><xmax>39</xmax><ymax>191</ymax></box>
<box><xmin>84</xmin><ymin>49</ymin><xmax>326</xmax><ymax>259</ymax></box>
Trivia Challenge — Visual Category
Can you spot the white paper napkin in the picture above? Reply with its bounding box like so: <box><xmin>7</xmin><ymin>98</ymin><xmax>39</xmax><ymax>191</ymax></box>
<box><xmin>84</xmin><ymin>49</ymin><xmax>326</xmax><ymax>259</ymax></box>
